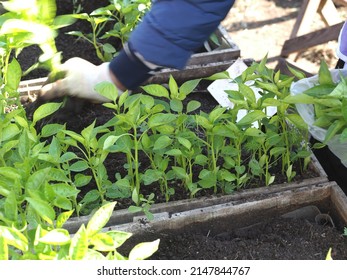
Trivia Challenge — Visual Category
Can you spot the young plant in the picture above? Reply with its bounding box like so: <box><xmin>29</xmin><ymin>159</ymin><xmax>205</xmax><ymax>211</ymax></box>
<box><xmin>232</xmin><ymin>56</ymin><xmax>311</xmax><ymax>183</ymax></box>
<box><xmin>59</xmin><ymin>120</ymin><xmax>113</xmax><ymax>214</ymax></box>
<box><xmin>0</xmin><ymin>102</ymin><xmax>86</xmax><ymax>231</ymax></box>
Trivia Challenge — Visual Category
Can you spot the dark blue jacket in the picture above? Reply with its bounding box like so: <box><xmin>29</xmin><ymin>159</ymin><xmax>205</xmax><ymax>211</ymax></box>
<box><xmin>110</xmin><ymin>0</ymin><xmax>235</xmax><ymax>90</ymax></box>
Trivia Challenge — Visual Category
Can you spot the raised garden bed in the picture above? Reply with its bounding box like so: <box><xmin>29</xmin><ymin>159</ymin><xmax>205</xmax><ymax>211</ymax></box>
<box><xmin>114</xmin><ymin>181</ymin><xmax>347</xmax><ymax>260</ymax></box>
<box><xmin>7</xmin><ymin>0</ymin><xmax>347</xmax><ymax>260</ymax></box>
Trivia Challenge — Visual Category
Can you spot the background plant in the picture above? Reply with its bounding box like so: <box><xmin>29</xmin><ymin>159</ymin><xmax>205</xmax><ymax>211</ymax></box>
<box><xmin>68</xmin><ymin>0</ymin><xmax>151</xmax><ymax>62</ymax></box>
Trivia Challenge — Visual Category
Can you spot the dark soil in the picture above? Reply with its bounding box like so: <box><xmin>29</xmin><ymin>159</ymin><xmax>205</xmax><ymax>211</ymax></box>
<box><xmin>15</xmin><ymin>0</ymin><xmax>347</xmax><ymax>260</ymax></box>
<box><xmin>127</xmin><ymin>216</ymin><xmax>347</xmax><ymax>260</ymax></box>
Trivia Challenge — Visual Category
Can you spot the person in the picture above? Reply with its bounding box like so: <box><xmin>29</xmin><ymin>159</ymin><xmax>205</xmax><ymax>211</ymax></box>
<box><xmin>337</xmin><ymin>20</ymin><xmax>347</xmax><ymax>69</ymax></box>
<box><xmin>40</xmin><ymin>1</ymin><xmax>347</xmax><ymax>103</ymax></box>
<box><xmin>39</xmin><ymin>0</ymin><xmax>236</xmax><ymax>103</ymax></box>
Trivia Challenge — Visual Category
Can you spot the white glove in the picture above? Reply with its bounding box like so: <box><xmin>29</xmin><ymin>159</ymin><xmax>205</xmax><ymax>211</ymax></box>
<box><xmin>39</xmin><ymin>57</ymin><xmax>122</xmax><ymax>103</ymax></box>
<box><xmin>337</xmin><ymin>21</ymin><xmax>347</xmax><ymax>70</ymax></box>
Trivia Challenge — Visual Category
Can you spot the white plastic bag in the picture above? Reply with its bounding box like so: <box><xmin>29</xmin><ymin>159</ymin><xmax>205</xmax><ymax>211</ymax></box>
<box><xmin>290</xmin><ymin>69</ymin><xmax>347</xmax><ymax>167</ymax></box>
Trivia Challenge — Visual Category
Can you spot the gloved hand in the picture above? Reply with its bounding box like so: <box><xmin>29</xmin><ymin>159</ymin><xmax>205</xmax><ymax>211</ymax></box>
<box><xmin>337</xmin><ymin>21</ymin><xmax>347</xmax><ymax>70</ymax></box>
<box><xmin>39</xmin><ymin>57</ymin><xmax>123</xmax><ymax>103</ymax></box>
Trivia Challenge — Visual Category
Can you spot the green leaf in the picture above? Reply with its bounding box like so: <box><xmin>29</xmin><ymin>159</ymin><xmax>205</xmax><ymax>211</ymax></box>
<box><xmin>170</xmin><ymin>99</ymin><xmax>183</xmax><ymax>113</ymax></box>
<box><xmin>194</xmin><ymin>154</ymin><xmax>208</xmax><ymax>166</ymax></box>
<box><xmin>171</xmin><ymin>166</ymin><xmax>188</xmax><ymax>179</ymax></box>
<box><xmin>153</xmin><ymin>135</ymin><xmax>172</xmax><ymax>150</ymax></box>
<box><xmin>26</xmin><ymin>197</ymin><xmax>55</xmax><ymax>225</ymax></box>
<box><xmin>79</xmin><ymin>190</ymin><xmax>100</xmax><ymax>204</ymax></box>
<box><xmin>26</xmin><ymin>167</ymin><xmax>51</xmax><ymax>191</ymax></box>
<box><xmin>103</xmin><ymin>134</ymin><xmax>131</xmax><ymax>150</ymax></box>
<box><xmin>106</xmin><ymin>181</ymin><xmax>131</xmax><ymax>199</ymax></box>
<box><xmin>6</xmin><ymin>58</ymin><xmax>21</xmax><ymax>91</ymax></box>
<box><xmin>179</xmin><ymin>79</ymin><xmax>201</xmax><ymax>95</ymax></box>
<box><xmin>69</xmin><ymin>225</ymin><xmax>88</xmax><ymax>260</ymax></box>
<box><xmin>324</xmin><ymin>119</ymin><xmax>345</xmax><ymax>143</ymax></box>
<box><xmin>169</xmin><ymin>75</ymin><xmax>178</xmax><ymax>98</ymax></box>
<box><xmin>165</xmin><ymin>149</ymin><xmax>182</xmax><ymax>156</ymax></box>
<box><xmin>107</xmin><ymin>231</ymin><xmax>132</xmax><ymax>249</ymax></box>
<box><xmin>244</xmin><ymin>127</ymin><xmax>265</xmax><ymax>137</ymax></box>
<box><xmin>270</xmin><ymin>147</ymin><xmax>286</xmax><ymax>157</ymax></box>
<box><xmin>255</xmin><ymin>80</ymin><xmax>279</xmax><ymax>94</ymax></box>
<box><xmin>74</xmin><ymin>174</ymin><xmax>92</xmax><ymax>187</ymax></box>
<box><xmin>1</xmin><ymin>124</ymin><xmax>21</xmax><ymax>142</ymax></box>
<box><xmin>53</xmin><ymin>14</ymin><xmax>77</xmax><ymax>28</ymax></box>
<box><xmin>4</xmin><ymin>193</ymin><xmax>18</xmax><ymax>222</ymax></box>
<box><xmin>286</xmin><ymin>113</ymin><xmax>308</xmax><ymax>131</ymax></box>
<box><xmin>51</xmin><ymin>183</ymin><xmax>80</xmax><ymax>197</ymax></box>
<box><xmin>0</xmin><ymin>167</ymin><xmax>21</xmax><ymax>181</ymax></box>
<box><xmin>318</xmin><ymin>60</ymin><xmax>334</xmax><ymax>85</ymax></box>
<box><xmin>0</xmin><ymin>236</ymin><xmax>8</xmax><ymax>260</ymax></box>
<box><xmin>148</xmin><ymin>113</ymin><xmax>176</xmax><ymax>128</ymax></box>
<box><xmin>283</xmin><ymin>93</ymin><xmax>315</xmax><ymax>104</ymax></box>
<box><xmin>142</xmin><ymin>84</ymin><xmax>169</xmax><ymax>99</ymax></box>
<box><xmin>95</xmin><ymin>81</ymin><xmax>119</xmax><ymax>102</ymax></box>
<box><xmin>56</xmin><ymin>210</ymin><xmax>74</xmax><ymax>228</ymax></box>
<box><xmin>128</xmin><ymin>239</ymin><xmax>160</xmax><ymax>260</ymax></box>
<box><xmin>209</xmin><ymin>107</ymin><xmax>226</xmax><ymax>123</ymax></box>
<box><xmin>0</xmin><ymin>226</ymin><xmax>28</xmax><ymax>252</ymax></box>
<box><xmin>303</xmin><ymin>84</ymin><xmax>336</xmax><ymax>97</ymax></box>
<box><xmin>39</xmin><ymin>229</ymin><xmax>71</xmax><ymax>245</ymax></box>
<box><xmin>62</xmin><ymin>130</ymin><xmax>85</xmax><ymax>145</ymax></box>
<box><xmin>32</xmin><ymin>102</ymin><xmax>62</xmax><ymax>126</ymax></box>
<box><xmin>218</xmin><ymin>169</ymin><xmax>236</xmax><ymax>182</ymax></box>
<box><xmin>89</xmin><ymin>232</ymin><xmax>115</xmax><ymax>251</ymax></box>
<box><xmin>177</xmin><ymin>137</ymin><xmax>191</xmax><ymax>150</ymax></box>
<box><xmin>205</xmin><ymin>71</ymin><xmax>230</xmax><ymax>80</ymax></box>
<box><xmin>195</xmin><ymin>115</ymin><xmax>212</xmax><ymax>130</ymax></box>
<box><xmin>81</xmin><ymin>120</ymin><xmax>96</xmax><ymax>142</ymax></box>
<box><xmin>186</xmin><ymin>100</ymin><xmax>201</xmax><ymax>113</ymax></box>
<box><xmin>198</xmin><ymin>169</ymin><xmax>217</xmax><ymax>188</ymax></box>
<box><xmin>86</xmin><ymin>202</ymin><xmax>117</xmax><ymax>237</ymax></box>
<box><xmin>103</xmin><ymin>43</ymin><xmax>117</xmax><ymax>54</ymax></box>
<box><xmin>237</xmin><ymin>110</ymin><xmax>266</xmax><ymax>126</ymax></box>
<box><xmin>128</xmin><ymin>205</ymin><xmax>142</xmax><ymax>213</ymax></box>
<box><xmin>239</xmin><ymin>83</ymin><xmax>256</xmax><ymax>104</ymax></box>
<box><xmin>287</xmin><ymin>64</ymin><xmax>306</xmax><ymax>80</ymax></box>
<box><xmin>60</xmin><ymin>152</ymin><xmax>78</xmax><ymax>162</ymax></box>
<box><xmin>69</xmin><ymin>160</ymin><xmax>89</xmax><ymax>172</ymax></box>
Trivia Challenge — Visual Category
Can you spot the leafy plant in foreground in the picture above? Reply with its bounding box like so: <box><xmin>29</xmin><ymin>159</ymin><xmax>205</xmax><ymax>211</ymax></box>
<box><xmin>0</xmin><ymin>0</ymin><xmax>75</xmax><ymax>112</ymax></box>
<box><xmin>0</xmin><ymin>202</ymin><xmax>159</xmax><ymax>260</ymax></box>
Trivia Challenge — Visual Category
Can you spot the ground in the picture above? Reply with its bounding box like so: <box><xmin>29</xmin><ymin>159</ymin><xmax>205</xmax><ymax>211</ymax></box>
<box><xmin>222</xmin><ymin>0</ymin><xmax>347</xmax><ymax>73</ymax></box>
<box><xmin>17</xmin><ymin>0</ymin><xmax>347</xmax><ymax>260</ymax></box>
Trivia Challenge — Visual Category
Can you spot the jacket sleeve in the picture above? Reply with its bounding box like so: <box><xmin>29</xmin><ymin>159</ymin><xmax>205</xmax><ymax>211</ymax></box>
<box><xmin>109</xmin><ymin>0</ymin><xmax>235</xmax><ymax>90</ymax></box>
<box><xmin>337</xmin><ymin>21</ymin><xmax>347</xmax><ymax>68</ymax></box>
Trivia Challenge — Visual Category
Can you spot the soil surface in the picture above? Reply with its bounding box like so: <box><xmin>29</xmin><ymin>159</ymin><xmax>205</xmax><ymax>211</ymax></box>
<box><xmin>14</xmin><ymin>0</ymin><xmax>347</xmax><ymax>260</ymax></box>
<box><xmin>124</xmin><ymin>216</ymin><xmax>347</xmax><ymax>260</ymax></box>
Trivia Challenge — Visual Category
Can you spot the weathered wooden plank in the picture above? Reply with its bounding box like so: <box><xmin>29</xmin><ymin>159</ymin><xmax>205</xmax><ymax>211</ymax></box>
<box><xmin>281</xmin><ymin>21</ymin><xmax>344</xmax><ymax>57</ymax></box>
<box><xmin>318</xmin><ymin>0</ymin><xmax>342</xmax><ymax>26</ymax></box>
<box><xmin>290</xmin><ymin>0</ymin><xmax>322</xmax><ymax>38</ymax></box>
